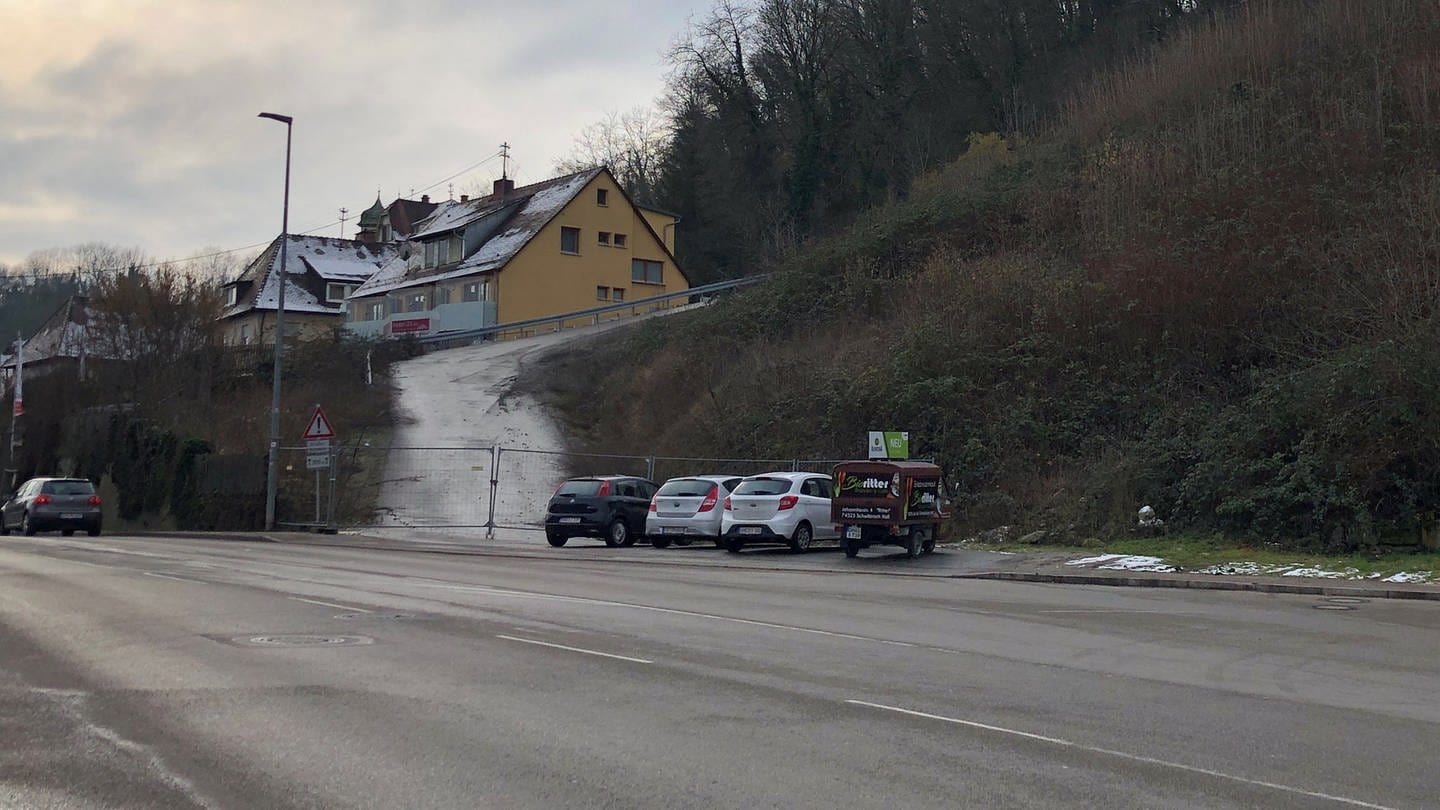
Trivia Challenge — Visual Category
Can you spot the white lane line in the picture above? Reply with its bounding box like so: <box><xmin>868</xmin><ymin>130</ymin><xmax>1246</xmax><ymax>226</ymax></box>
<box><xmin>495</xmin><ymin>634</ymin><xmax>653</xmax><ymax>665</ymax></box>
<box><xmin>142</xmin><ymin>572</ymin><xmax>207</xmax><ymax>584</ymax></box>
<box><xmin>1039</xmin><ymin>609</ymin><xmax>1160</xmax><ymax>614</ymax></box>
<box><xmin>289</xmin><ymin>597</ymin><xmax>373</xmax><ymax>613</ymax></box>
<box><xmin>846</xmin><ymin>700</ymin><xmax>1397</xmax><ymax>810</ymax></box>
<box><xmin>416</xmin><ymin>582</ymin><xmax>917</xmax><ymax>648</ymax></box>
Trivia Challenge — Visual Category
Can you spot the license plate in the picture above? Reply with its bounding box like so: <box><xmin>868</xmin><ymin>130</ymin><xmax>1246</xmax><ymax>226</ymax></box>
<box><xmin>559</xmin><ymin>517</ymin><xmax>581</xmax><ymax>524</ymax></box>
<box><xmin>662</xmin><ymin>526</ymin><xmax>685</xmax><ymax>534</ymax></box>
<box><xmin>845</xmin><ymin>526</ymin><xmax>862</xmax><ymax>539</ymax></box>
<box><xmin>61</xmin><ymin>513</ymin><xmax>83</xmax><ymax>520</ymax></box>
<box><xmin>739</xmin><ymin>526</ymin><xmax>762</xmax><ymax>535</ymax></box>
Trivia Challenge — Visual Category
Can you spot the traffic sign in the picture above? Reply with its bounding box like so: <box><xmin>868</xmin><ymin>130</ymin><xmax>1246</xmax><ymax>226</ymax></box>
<box><xmin>306</xmin><ymin>439</ymin><xmax>331</xmax><ymax>470</ymax></box>
<box><xmin>302</xmin><ymin>405</ymin><xmax>336</xmax><ymax>440</ymax></box>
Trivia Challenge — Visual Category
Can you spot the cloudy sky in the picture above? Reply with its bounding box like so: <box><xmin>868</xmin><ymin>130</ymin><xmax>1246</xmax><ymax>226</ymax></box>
<box><xmin>0</xmin><ymin>0</ymin><xmax>710</xmax><ymax>269</ymax></box>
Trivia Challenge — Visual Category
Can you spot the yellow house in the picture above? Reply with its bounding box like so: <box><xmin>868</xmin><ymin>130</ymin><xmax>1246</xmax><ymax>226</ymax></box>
<box><xmin>221</xmin><ymin>235</ymin><xmax>398</xmax><ymax>346</ymax></box>
<box><xmin>345</xmin><ymin>166</ymin><xmax>687</xmax><ymax>338</ymax></box>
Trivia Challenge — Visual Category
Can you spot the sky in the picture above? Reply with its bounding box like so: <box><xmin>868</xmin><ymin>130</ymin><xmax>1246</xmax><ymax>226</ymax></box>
<box><xmin>0</xmin><ymin>0</ymin><xmax>710</xmax><ymax>270</ymax></box>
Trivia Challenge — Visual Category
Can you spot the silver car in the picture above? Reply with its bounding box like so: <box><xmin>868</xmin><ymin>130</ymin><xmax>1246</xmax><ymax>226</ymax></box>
<box><xmin>646</xmin><ymin>475</ymin><xmax>743</xmax><ymax>549</ymax></box>
<box><xmin>1</xmin><ymin>477</ymin><xmax>103</xmax><ymax>537</ymax></box>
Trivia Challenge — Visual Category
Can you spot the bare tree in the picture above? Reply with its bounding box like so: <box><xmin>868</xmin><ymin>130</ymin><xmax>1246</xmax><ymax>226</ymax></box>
<box><xmin>557</xmin><ymin>107</ymin><xmax>671</xmax><ymax>202</ymax></box>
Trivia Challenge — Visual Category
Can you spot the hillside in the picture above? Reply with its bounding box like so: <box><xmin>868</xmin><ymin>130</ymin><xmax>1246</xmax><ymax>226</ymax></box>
<box><xmin>526</xmin><ymin>0</ymin><xmax>1440</xmax><ymax>551</ymax></box>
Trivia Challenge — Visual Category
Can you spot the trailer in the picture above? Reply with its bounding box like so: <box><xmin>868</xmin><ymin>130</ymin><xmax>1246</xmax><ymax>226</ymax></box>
<box><xmin>832</xmin><ymin>460</ymin><xmax>948</xmax><ymax>559</ymax></box>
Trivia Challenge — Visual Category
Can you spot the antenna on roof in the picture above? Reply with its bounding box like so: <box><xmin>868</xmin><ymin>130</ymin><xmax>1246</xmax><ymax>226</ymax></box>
<box><xmin>500</xmin><ymin>142</ymin><xmax>511</xmax><ymax>181</ymax></box>
<box><xmin>338</xmin><ymin>207</ymin><xmax>348</xmax><ymax>239</ymax></box>
<box><xmin>448</xmin><ymin>182</ymin><xmax>455</xmax><ymax>201</ymax></box>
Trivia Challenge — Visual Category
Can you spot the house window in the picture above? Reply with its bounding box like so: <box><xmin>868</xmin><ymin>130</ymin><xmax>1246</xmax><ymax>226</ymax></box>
<box><xmin>463</xmin><ymin>282</ymin><xmax>480</xmax><ymax>302</ymax></box>
<box><xmin>560</xmin><ymin>226</ymin><xmax>580</xmax><ymax>254</ymax></box>
<box><xmin>239</xmin><ymin>323</ymin><xmax>252</xmax><ymax>344</ymax></box>
<box><xmin>631</xmin><ymin>259</ymin><xmax>663</xmax><ymax>285</ymax></box>
<box><xmin>596</xmin><ymin>286</ymin><xmax>609</xmax><ymax>301</ymax></box>
<box><xmin>365</xmin><ymin>301</ymin><xmax>385</xmax><ymax>321</ymax></box>
<box><xmin>613</xmin><ymin>233</ymin><xmax>627</xmax><ymax>248</ymax></box>
<box><xmin>612</xmin><ymin>288</ymin><xmax>625</xmax><ymax>302</ymax></box>
<box><xmin>598</xmin><ymin>232</ymin><xmax>611</xmax><ymax>246</ymax></box>
<box><xmin>225</xmin><ymin>286</ymin><xmax>239</xmax><ymax>307</ymax></box>
<box><xmin>435</xmin><ymin>285</ymin><xmax>452</xmax><ymax>306</ymax></box>
<box><xmin>450</xmin><ymin>235</ymin><xmax>464</xmax><ymax>263</ymax></box>
<box><xmin>326</xmin><ymin>283</ymin><xmax>351</xmax><ymax>303</ymax></box>
<box><xmin>408</xmin><ymin>292</ymin><xmax>428</xmax><ymax>312</ymax></box>
<box><xmin>597</xmin><ymin>188</ymin><xmax>609</xmax><ymax>206</ymax></box>
<box><xmin>424</xmin><ymin>241</ymin><xmax>437</xmax><ymax>268</ymax></box>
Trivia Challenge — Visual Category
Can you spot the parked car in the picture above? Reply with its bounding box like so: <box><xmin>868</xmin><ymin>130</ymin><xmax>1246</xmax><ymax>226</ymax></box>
<box><xmin>0</xmin><ymin>477</ymin><xmax>103</xmax><ymax>537</ymax></box>
<box><xmin>719</xmin><ymin>472</ymin><xmax>839</xmax><ymax>553</ymax></box>
<box><xmin>544</xmin><ymin>475</ymin><xmax>657</xmax><ymax>548</ymax></box>
<box><xmin>646</xmin><ymin>475</ymin><xmax>743</xmax><ymax>549</ymax></box>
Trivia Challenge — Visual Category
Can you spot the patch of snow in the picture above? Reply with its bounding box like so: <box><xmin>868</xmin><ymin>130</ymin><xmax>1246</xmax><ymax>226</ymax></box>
<box><xmin>1281</xmin><ymin>566</ymin><xmax>1361</xmax><ymax>579</ymax></box>
<box><xmin>1382</xmin><ymin>571</ymin><xmax>1433</xmax><ymax>584</ymax></box>
<box><xmin>1067</xmin><ymin>554</ymin><xmax>1128</xmax><ymax>566</ymax></box>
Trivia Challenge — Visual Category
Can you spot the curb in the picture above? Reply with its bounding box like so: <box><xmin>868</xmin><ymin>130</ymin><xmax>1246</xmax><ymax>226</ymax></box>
<box><xmin>124</xmin><ymin>532</ymin><xmax>278</xmax><ymax>543</ymax></box>
<box><xmin>960</xmin><ymin>571</ymin><xmax>1440</xmax><ymax>601</ymax></box>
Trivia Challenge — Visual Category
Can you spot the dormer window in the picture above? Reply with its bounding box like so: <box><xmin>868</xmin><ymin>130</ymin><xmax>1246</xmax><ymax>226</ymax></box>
<box><xmin>326</xmin><ymin>283</ymin><xmax>353</xmax><ymax>303</ymax></box>
<box><xmin>225</xmin><ymin>286</ymin><xmax>239</xmax><ymax>307</ymax></box>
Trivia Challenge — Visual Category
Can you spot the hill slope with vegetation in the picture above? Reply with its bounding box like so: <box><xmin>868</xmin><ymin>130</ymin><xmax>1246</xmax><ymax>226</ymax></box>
<box><xmin>531</xmin><ymin>0</ymin><xmax>1440</xmax><ymax>551</ymax></box>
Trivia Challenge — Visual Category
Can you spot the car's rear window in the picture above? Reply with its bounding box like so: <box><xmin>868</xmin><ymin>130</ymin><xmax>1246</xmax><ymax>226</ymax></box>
<box><xmin>556</xmin><ymin>480</ymin><xmax>604</xmax><ymax>496</ymax></box>
<box><xmin>42</xmin><ymin>480</ymin><xmax>94</xmax><ymax>496</ymax></box>
<box><xmin>657</xmin><ymin>479</ymin><xmax>715</xmax><ymax>497</ymax></box>
<box><xmin>733</xmin><ymin>478</ymin><xmax>792</xmax><ymax>496</ymax></box>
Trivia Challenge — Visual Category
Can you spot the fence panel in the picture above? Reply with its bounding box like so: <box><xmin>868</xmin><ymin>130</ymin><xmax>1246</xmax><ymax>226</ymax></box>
<box><xmin>491</xmin><ymin>448</ymin><xmax>649</xmax><ymax>530</ymax></box>
<box><xmin>278</xmin><ymin>445</ymin><xmax>494</xmax><ymax>529</ymax></box>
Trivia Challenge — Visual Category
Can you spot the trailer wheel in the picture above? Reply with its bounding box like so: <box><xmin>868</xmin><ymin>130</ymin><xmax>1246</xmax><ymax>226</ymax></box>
<box><xmin>844</xmin><ymin>538</ymin><xmax>861</xmax><ymax>558</ymax></box>
<box><xmin>922</xmin><ymin>533</ymin><xmax>936</xmax><ymax>554</ymax></box>
<box><xmin>904</xmin><ymin>528</ymin><xmax>923</xmax><ymax>558</ymax></box>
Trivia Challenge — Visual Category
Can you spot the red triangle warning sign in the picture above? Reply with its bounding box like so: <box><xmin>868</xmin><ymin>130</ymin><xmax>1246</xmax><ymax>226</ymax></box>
<box><xmin>302</xmin><ymin>405</ymin><xmax>336</xmax><ymax>440</ymax></box>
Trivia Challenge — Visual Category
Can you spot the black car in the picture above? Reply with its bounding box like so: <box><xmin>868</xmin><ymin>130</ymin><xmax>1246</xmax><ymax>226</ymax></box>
<box><xmin>1</xmin><ymin>477</ymin><xmax>103</xmax><ymax>537</ymax></box>
<box><xmin>544</xmin><ymin>476</ymin><xmax>657</xmax><ymax>548</ymax></box>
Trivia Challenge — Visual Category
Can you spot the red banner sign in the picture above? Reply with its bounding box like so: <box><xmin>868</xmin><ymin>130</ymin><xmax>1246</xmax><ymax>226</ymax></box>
<box><xmin>389</xmin><ymin>318</ymin><xmax>431</xmax><ymax>335</ymax></box>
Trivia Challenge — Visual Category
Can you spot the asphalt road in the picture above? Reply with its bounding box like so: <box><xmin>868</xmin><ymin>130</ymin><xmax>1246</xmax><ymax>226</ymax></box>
<box><xmin>1</xmin><ymin>535</ymin><xmax>1436</xmax><ymax>809</ymax></box>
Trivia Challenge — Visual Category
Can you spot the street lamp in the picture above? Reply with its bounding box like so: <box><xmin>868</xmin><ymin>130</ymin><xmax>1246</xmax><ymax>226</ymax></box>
<box><xmin>259</xmin><ymin>111</ymin><xmax>292</xmax><ymax>531</ymax></box>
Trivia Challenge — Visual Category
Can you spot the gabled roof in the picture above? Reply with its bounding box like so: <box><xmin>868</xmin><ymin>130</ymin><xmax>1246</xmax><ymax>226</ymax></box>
<box><xmin>351</xmin><ymin>167</ymin><xmax>605</xmax><ymax>299</ymax></box>
<box><xmin>388</xmin><ymin>198</ymin><xmax>440</xmax><ymax>237</ymax></box>
<box><xmin>0</xmin><ymin>296</ymin><xmax>95</xmax><ymax>369</ymax></box>
<box><xmin>223</xmin><ymin>235</ymin><xmax>398</xmax><ymax>318</ymax></box>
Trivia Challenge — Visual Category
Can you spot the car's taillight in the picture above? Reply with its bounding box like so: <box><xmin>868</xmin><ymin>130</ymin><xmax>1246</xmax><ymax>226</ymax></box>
<box><xmin>88</xmin><ymin>495</ymin><xmax>102</xmax><ymax>507</ymax></box>
<box><xmin>723</xmin><ymin>496</ymin><xmax>733</xmax><ymax>511</ymax></box>
<box><xmin>596</xmin><ymin>481</ymin><xmax>612</xmax><ymax>497</ymax></box>
<box><xmin>34</xmin><ymin>495</ymin><xmax>52</xmax><ymax>506</ymax></box>
<box><xmin>778</xmin><ymin>494</ymin><xmax>798</xmax><ymax>510</ymax></box>
<box><xmin>648</xmin><ymin>497</ymin><xmax>657</xmax><ymax>512</ymax></box>
<box><xmin>698</xmin><ymin>485</ymin><xmax>719</xmax><ymax>513</ymax></box>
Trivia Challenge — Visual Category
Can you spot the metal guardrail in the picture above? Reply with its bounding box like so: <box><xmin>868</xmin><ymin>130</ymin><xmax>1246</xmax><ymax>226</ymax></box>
<box><xmin>416</xmin><ymin>274</ymin><xmax>769</xmax><ymax>346</ymax></box>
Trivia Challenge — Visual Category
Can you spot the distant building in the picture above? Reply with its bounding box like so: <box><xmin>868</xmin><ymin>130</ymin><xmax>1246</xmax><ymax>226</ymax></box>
<box><xmin>353</xmin><ymin>195</ymin><xmax>440</xmax><ymax>244</ymax></box>
<box><xmin>220</xmin><ymin>235</ymin><xmax>398</xmax><ymax>346</ymax></box>
<box><xmin>0</xmin><ymin>296</ymin><xmax>98</xmax><ymax>383</ymax></box>
<box><xmin>345</xmin><ymin>166</ymin><xmax>687</xmax><ymax>339</ymax></box>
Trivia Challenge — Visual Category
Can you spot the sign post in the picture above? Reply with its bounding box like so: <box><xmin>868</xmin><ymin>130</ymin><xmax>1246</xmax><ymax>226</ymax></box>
<box><xmin>302</xmin><ymin>406</ymin><xmax>336</xmax><ymax>527</ymax></box>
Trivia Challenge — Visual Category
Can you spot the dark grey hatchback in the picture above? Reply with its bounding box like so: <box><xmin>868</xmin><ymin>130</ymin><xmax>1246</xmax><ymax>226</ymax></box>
<box><xmin>544</xmin><ymin>476</ymin><xmax>657</xmax><ymax>548</ymax></box>
<box><xmin>1</xmin><ymin>477</ymin><xmax>103</xmax><ymax>537</ymax></box>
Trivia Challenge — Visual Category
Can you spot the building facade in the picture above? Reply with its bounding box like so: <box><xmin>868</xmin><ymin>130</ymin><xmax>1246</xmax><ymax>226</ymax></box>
<box><xmin>345</xmin><ymin>167</ymin><xmax>687</xmax><ymax>339</ymax></box>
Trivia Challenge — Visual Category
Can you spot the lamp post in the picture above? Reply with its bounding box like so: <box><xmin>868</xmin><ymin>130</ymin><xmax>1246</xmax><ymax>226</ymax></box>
<box><xmin>259</xmin><ymin>111</ymin><xmax>292</xmax><ymax>531</ymax></box>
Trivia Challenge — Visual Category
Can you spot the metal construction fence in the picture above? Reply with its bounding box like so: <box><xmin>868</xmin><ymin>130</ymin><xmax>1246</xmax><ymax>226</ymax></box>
<box><xmin>275</xmin><ymin>444</ymin><xmax>845</xmax><ymax>535</ymax></box>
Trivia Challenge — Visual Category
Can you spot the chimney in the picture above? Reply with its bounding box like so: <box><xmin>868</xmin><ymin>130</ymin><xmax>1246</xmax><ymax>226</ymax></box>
<box><xmin>494</xmin><ymin>177</ymin><xmax>515</xmax><ymax>198</ymax></box>
<box><xmin>460</xmin><ymin>194</ymin><xmax>469</xmax><ymax>203</ymax></box>
<box><xmin>421</xmin><ymin>194</ymin><xmax>430</xmax><ymax>204</ymax></box>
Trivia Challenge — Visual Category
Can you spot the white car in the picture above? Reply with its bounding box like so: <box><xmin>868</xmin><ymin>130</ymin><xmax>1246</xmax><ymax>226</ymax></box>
<box><xmin>720</xmin><ymin>472</ymin><xmax>839</xmax><ymax>553</ymax></box>
<box><xmin>646</xmin><ymin>475</ymin><xmax>744</xmax><ymax>549</ymax></box>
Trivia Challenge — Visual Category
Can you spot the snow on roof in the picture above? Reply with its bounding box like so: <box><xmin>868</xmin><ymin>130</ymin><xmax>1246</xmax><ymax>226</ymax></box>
<box><xmin>408</xmin><ymin>199</ymin><xmax>501</xmax><ymax>240</ymax></box>
<box><xmin>0</xmin><ymin>296</ymin><xmax>101</xmax><ymax>368</ymax></box>
<box><xmin>350</xmin><ymin>168</ymin><xmax>602</xmax><ymax>299</ymax></box>
<box><xmin>224</xmin><ymin>234</ymin><xmax>396</xmax><ymax>317</ymax></box>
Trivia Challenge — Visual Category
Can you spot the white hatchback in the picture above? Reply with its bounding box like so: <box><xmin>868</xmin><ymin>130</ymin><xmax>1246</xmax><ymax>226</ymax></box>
<box><xmin>646</xmin><ymin>475</ymin><xmax>744</xmax><ymax>548</ymax></box>
<box><xmin>719</xmin><ymin>472</ymin><xmax>839</xmax><ymax>553</ymax></box>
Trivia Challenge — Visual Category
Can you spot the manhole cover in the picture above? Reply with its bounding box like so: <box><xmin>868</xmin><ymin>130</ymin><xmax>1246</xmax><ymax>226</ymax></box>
<box><xmin>236</xmin><ymin>634</ymin><xmax>373</xmax><ymax>647</ymax></box>
<box><xmin>1321</xmin><ymin>596</ymin><xmax>1368</xmax><ymax>605</ymax></box>
<box><xmin>1312</xmin><ymin>604</ymin><xmax>1356</xmax><ymax>611</ymax></box>
<box><xmin>335</xmin><ymin>612</ymin><xmax>414</xmax><ymax>621</ymax></box>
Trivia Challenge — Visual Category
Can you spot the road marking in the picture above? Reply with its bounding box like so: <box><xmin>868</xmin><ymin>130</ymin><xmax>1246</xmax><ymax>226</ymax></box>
<box><xmin>1039</xmin><ymin>609</ymin><xmax>1160</xmax><ymax>614</ymax></box>
<box><xmin>142</xmin><ymin>572</ymin><xmax>207</xmax><ymax>584</ymax></box>
<box><xmin>289</xmin><ymin>597</ymin><xmax>374</xmax><ymax>613</ymax></box>
<box><xmin>845</xmin><ymin>700</ymin><xmax>1397</xmax><ymax>810</ymax></box>
<box><xmin>495</xmin><ymin>634</ymin><xmax>653</xmax><ymax>664</ymax></box>
<box><xmin>416</xmin><ymin>582</ymin><xmax>918</xmax><ymax>648</ymax></box>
